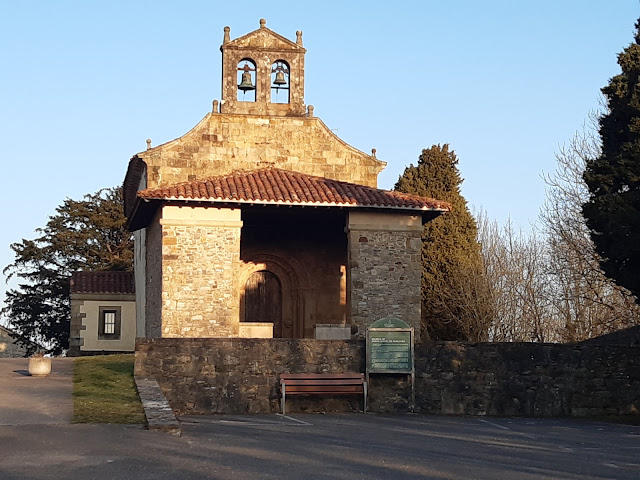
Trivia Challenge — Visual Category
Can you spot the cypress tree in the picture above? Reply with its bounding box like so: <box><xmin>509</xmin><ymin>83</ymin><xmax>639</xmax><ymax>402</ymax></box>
<box><xmin>395</xmin><ymin>144</ymin><xmax>491</xmax><ymax>341</ymax></box>
<box><xmin>583</xmin><ymin>19</ymin><xmax>640</xmax><ymax>301</ymax></box>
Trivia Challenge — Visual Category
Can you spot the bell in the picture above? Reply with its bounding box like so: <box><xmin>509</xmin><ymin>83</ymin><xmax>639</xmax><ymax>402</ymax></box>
<box><xmin>273</xmin><ymin>71</ymin><xmax>287</xmax><ymax>86</ymax></box>
<box><xmin>238</xmin><ymin>72</ymin><xmax>255</xmax><ymax>92</ymax></box>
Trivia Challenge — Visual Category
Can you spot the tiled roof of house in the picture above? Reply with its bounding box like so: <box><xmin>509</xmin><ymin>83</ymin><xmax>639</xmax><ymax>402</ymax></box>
<box><xmin>70</xmin><ymin>271</ymin><xmax>135</xmax><ymax>294</ymax></box>
<box><xmin>138</xmin><ymin>168</ymin><xmax>450</xmax><ymax>212</ymax></box>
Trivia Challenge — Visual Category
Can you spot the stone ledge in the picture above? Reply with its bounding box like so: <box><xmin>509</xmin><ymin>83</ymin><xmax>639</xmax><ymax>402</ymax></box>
<box><xmin>134</xmin><ymin>376</ymin><xmax>181</xmax><ymax>435</ymax></box>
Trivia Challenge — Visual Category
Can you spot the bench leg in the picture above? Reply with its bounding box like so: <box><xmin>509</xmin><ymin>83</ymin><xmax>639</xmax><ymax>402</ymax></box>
<box><xmin>281</xmin><ymin>387</ymin><xmax>286</xmax><ymax>415</ymax></box>
<box><xmin>364</xmin><ymin>382</ymin><xmax>368</xmax><ymax>413</ymax></box>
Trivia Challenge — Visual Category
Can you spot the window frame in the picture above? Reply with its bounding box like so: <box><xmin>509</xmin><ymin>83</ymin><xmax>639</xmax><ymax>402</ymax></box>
<box><xmin>98</xmin><ymin>306</ymin><xmax>122</xmax><ymax>340</ymax></box>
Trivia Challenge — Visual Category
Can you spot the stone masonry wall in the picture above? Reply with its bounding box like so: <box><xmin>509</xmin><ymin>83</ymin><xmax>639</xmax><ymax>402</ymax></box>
<box><xmin>68</xmin><ymin>296</ymin><xmax>85</xmax><ymax>356</ymax></box>
<box><xmin>145</xmin><ymin>215</ymin><xmax>162</xmax><ymax>338</ymax></box>
<box><xmin>136</xmin><ymin>338</ymin><xmax>639</xmax><ymax>417</ymax></box>
<box><xmin>347</xmin><ymin>213</ymin><xmax>423</xmax><ymax>339</ymax></box>
<box><xmin>415</xmin><ymin>342</ymin><xmax>639</xmax><ymax>417</ymax></box>
<box><xmin>137</xmin><ymin>114</ymin><xmax>384</xmax><ymax>190</ymax></box>
<box><xmin>135</xmin><ymin>338</ymin><xmax>364</xmax><ymax>414</ymax></box>
<box><xmin>161</xmin><ymin>222</ymin><xmax>241</xmax><ymax>337</ymax></box>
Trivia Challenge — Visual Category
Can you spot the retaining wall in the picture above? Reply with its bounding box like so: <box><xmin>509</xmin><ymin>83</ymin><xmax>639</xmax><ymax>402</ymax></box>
<box><xmin>135</xmin><ymin>338</ymin><xmax>639</xmax><ymax>417</ymax></box>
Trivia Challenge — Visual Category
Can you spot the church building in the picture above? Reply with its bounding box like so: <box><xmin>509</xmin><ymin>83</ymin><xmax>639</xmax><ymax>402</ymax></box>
<box><xmin>123</xmin><ymin>19</ymin><xmax>449</xmax><ymax>344</ymax></box>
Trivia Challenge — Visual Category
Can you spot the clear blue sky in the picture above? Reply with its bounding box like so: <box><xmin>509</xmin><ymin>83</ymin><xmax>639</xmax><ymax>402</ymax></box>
<box><xmin>0</xmin><ymin>1</ymin><xmax>638</xmax><ymax>307</ymax></box>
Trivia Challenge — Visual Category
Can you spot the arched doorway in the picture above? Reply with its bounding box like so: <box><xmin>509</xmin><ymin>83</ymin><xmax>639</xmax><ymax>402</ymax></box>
<box><xmin>243</xmin><ymin>270</ymin><xmax>283</xmax><ymax>337</ymax></box>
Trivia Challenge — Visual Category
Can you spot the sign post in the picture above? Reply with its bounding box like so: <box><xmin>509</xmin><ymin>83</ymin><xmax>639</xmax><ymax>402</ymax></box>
<box><xmin>366</xmin><ymin>317</ymin><xmax>415</xmax><ymax>412</ymax></box>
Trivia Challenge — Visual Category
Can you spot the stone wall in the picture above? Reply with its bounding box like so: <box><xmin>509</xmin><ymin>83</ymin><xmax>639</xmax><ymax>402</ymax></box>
<box><xmin>347</xmin><ymin>212</ymin><xmax>423</xmax><ymax>339</ymax></box>
<box><xmin>136</xmin><ymin>338</ymin><xmax>640</xmax><ymax>417</ymax></box>
<box><xmin>160</xmin><ymin>206</ymin><xmax>242</xmax><ymax>337</ymax></box>
<box><xmin>68</xmin><ymin>295</ymin><xmax>85</xmax><ymax>356</ymax></box>
<box><xmin>135</xmin><ymin>338</ymin><xmax>364</xmax><ymax>414</ymax></box>
<box><xmin>134</xmin><ymin>228</ymin><xmax>146</xmax><ymax>338</ymax></box>
<box><xmin>137</xmin><ymin>113</ymin><xmax>384</xmax><ymax>191</ymax></box>
<box><xmin>145</xmin><ymin>212</ymin><xmax>162</xmax><ymax>338</ymax></box>
<box><xmin>415</xmin><ymin>342</ymin><xmax>640</xmax><ymax>417</ymax></box>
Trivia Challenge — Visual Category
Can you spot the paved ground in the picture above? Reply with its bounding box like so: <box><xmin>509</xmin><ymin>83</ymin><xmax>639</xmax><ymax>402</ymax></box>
<box><xmin>0</xmin><ymin>358</ymin><xmax>73</xmax><ymax>425</ymax></box>
<box><xmin>1</xmin><ymin>358</ymin><xmax>639</xmax><ymax>479</ymax></box>
<box><xmin>0</xmin><ymin>414</ymin><xmax>639</xmax><ymax>479</ymax></box>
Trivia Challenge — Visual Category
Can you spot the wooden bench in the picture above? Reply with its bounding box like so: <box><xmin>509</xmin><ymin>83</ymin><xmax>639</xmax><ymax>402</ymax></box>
<box><xmin>279</xmin><ymin>373</ymin><xmax>367</xmax><ymax>415</ymax></box>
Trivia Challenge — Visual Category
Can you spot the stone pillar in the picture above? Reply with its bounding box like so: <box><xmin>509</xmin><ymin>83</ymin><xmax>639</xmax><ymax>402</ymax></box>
<box><xmin>68</xmin><ymin>296</ymin><xmax>85</xmax><ymax>356</ymax></box>
<box><xmin>347</xmin><ymin>212</ymin><xmax>423</xmax><ymax>340</ymax></box>
<box><xmin>160</xmin><ymin>206</ymin><xmax>242</xmax><ymax>337</ymax></box>
<box><xmin>134</xmin><ymin>228</ymin><xmax>146</xmax><ymax>338</ymax></box>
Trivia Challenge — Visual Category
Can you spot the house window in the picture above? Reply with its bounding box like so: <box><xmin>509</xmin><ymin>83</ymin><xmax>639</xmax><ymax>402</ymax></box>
<box><xmin>99</xmin><ymin>306</ymin><xmax>121</xmax><ymax>340</ymax></box>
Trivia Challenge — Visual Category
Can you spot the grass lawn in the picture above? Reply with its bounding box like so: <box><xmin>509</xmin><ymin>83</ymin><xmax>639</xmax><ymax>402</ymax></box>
<box><xmin>73</xmin><ymin>354</ymin><xmax>146</xmax><ymax>424</ymax></box>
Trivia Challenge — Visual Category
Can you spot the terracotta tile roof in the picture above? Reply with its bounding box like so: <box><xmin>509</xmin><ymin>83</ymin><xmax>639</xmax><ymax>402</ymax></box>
<box><xmin>70</xmin><ymin>271</ymin><xmax>135</xmax><ymax>295</ymax></box>
<box><xmin>138</xmin><ymin>168</ymin><xmax>450</xmax><ymax>212</ymax></box>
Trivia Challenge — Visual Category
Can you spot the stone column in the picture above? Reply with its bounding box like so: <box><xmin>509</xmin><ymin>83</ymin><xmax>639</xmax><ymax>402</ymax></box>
<box><xmin>347</xmin><ymin>211</ymin><xmax>423</xmax><ymax>340</ymax></box>
<box><xmin>160</xmin><ymin>206</ymin><xmax>242</xmax><ymax>337</ymax></box>
<box><xmin>68</xmin><ymin>295</ymin><xmax>85</xmax><ymax>356</ymax></box>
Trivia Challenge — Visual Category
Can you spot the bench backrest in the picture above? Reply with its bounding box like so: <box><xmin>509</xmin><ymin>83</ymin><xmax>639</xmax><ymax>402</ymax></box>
<box><xmin>279</xmin><ymin>373</ymin><xmax>368</xmax><ymax>413</ymax></box>
<box><xmin>280</xmin><ymin>373</ymin><xmax>364</xmax><ymax>382</ymax></box>
<box><xmin>280</xmin><ymin>373</ymin><xmax>365</xmax><ymax>392</ymax></box>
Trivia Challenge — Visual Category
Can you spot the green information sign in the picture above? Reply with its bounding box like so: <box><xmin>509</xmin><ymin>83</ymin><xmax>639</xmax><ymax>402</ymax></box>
<box><xmin>366</xmin><ymin>317</ymin><xmax>414</xmax><ymax>373</ymax></box>
<box><xmin>366</xmin><ymin>317</ymin><xmax>416</xmax><ymax>411</ymax></box>
<box><xmin>369</xmin><ymin>331</ymin><xmax>412</xmax><ymax>371</ymax></box>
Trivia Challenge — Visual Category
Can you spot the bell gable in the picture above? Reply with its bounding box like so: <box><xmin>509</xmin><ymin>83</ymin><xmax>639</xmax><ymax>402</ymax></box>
<box><xmin>220</xmin><ymin>19</ymin><xmax>306</xmax><ymax>116</ymax></box>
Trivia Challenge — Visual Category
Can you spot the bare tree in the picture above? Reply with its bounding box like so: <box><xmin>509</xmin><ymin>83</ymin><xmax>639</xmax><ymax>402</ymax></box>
<box><xmin>477</xmin><ymin>120</ymin><xmax>639</xmax><ymax>344</ymax></box>
<box><xmin>540</xmin><ymin>118</ymin><xmax>640</xmax><ymax>341</ymax></box>
<box><xmin>476</xmin><ymin>211</ymin><xmax>558</xmax><ymax>342</ymax></box>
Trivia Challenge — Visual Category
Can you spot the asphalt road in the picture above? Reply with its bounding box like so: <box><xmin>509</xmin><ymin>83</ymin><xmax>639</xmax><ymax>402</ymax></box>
<box><xmin>0</xmin><ymin>358</ymin><xmax>73</xmax><ymax>425</ymax></box>
<box><xmin>1</xmin><ymin>414</ymin><xmax>638</xmax><ymax>479</ymax></box>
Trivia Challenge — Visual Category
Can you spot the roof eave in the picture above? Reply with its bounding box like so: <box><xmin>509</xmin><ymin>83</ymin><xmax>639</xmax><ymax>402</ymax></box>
<box><xmin>127</xmin><ymin>197</ymin><xmax>161</xmax><ymax>232</ymax></box>
<box><xmin>137</xmin><ymin>196</ymin><xmax>449</xmax><ymax>214</ymax></box>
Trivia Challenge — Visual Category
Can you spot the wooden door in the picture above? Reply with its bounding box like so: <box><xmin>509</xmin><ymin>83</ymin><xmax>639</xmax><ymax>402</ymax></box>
<box><xmin>244</xmin><ymin>271</ymin><xmax>282</xmax><ymax>337</ymax></box>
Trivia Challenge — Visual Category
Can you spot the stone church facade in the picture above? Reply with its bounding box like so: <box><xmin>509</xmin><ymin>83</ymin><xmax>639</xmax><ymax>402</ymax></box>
<box><xmin>124</xmin><ymin>20</ymin><xmax>449</xmax><ymax>343</ymax></box>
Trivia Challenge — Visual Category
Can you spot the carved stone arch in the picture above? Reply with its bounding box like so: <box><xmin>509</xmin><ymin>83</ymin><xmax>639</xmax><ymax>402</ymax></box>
<box><xmin>238</xmin><ymin>253</ymin><xmax>310</xmax><ymax>338</ymax></box>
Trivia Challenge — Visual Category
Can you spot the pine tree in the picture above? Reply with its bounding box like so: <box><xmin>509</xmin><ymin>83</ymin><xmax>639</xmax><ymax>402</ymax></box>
<box><xmin>395</xmin><ymin>144</ymin><xmax>492</xmax><ymax>341</ymax></box>
<box><xmin>583</xmin><ymin>19</ymin><xmax>640</xmax><ymax>301</ymax></box>
<box><xmin>2</xmin><ymin>187</ymin><xmax>133</xmax><ymax>355</ymax></box>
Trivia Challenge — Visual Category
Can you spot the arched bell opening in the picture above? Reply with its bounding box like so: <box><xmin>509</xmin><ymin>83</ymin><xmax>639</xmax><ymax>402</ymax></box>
<box><xmin>237</xmin><ymin>58</ymin><xmax>257</xmax><ymax>102</ymax></box>
<box><xmin>270</xmin><ymin>60</ymin><xmax>290</xmax><ymax>104</ymax></box>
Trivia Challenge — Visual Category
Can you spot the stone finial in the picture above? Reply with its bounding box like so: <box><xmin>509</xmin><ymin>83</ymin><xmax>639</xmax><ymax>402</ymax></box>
<box><xmin>296</xmin><ymin>30</ymin><xmax>303</xmax><ymax>46</ymax></box>
<box><xmin>260</xmin><ymin>19</ymin><xmax>266</xmax><ymax>28</ymax></box>
<box><xmin>212</xmin><ymin>100</ymin><xmax>219</xmax><ymax>113</ymax></box>
<box><xmin>371</xmin><ymin>148</ymin><xmax>377</xmax><ymax>158</ymax></box>
<box><xmin>307</xmin><ymin>105</ymin><xmax>314</xmax><ymax>117</ymax></box>
<box><xmin>223</xmin><ymin>26</ymin><xmax>230</xmax><ymax>44</ymax></box>
<box><xmin>146</xmin><ymin>139</ymin><xmax>152</xmax><ymax>150</ymax></box>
